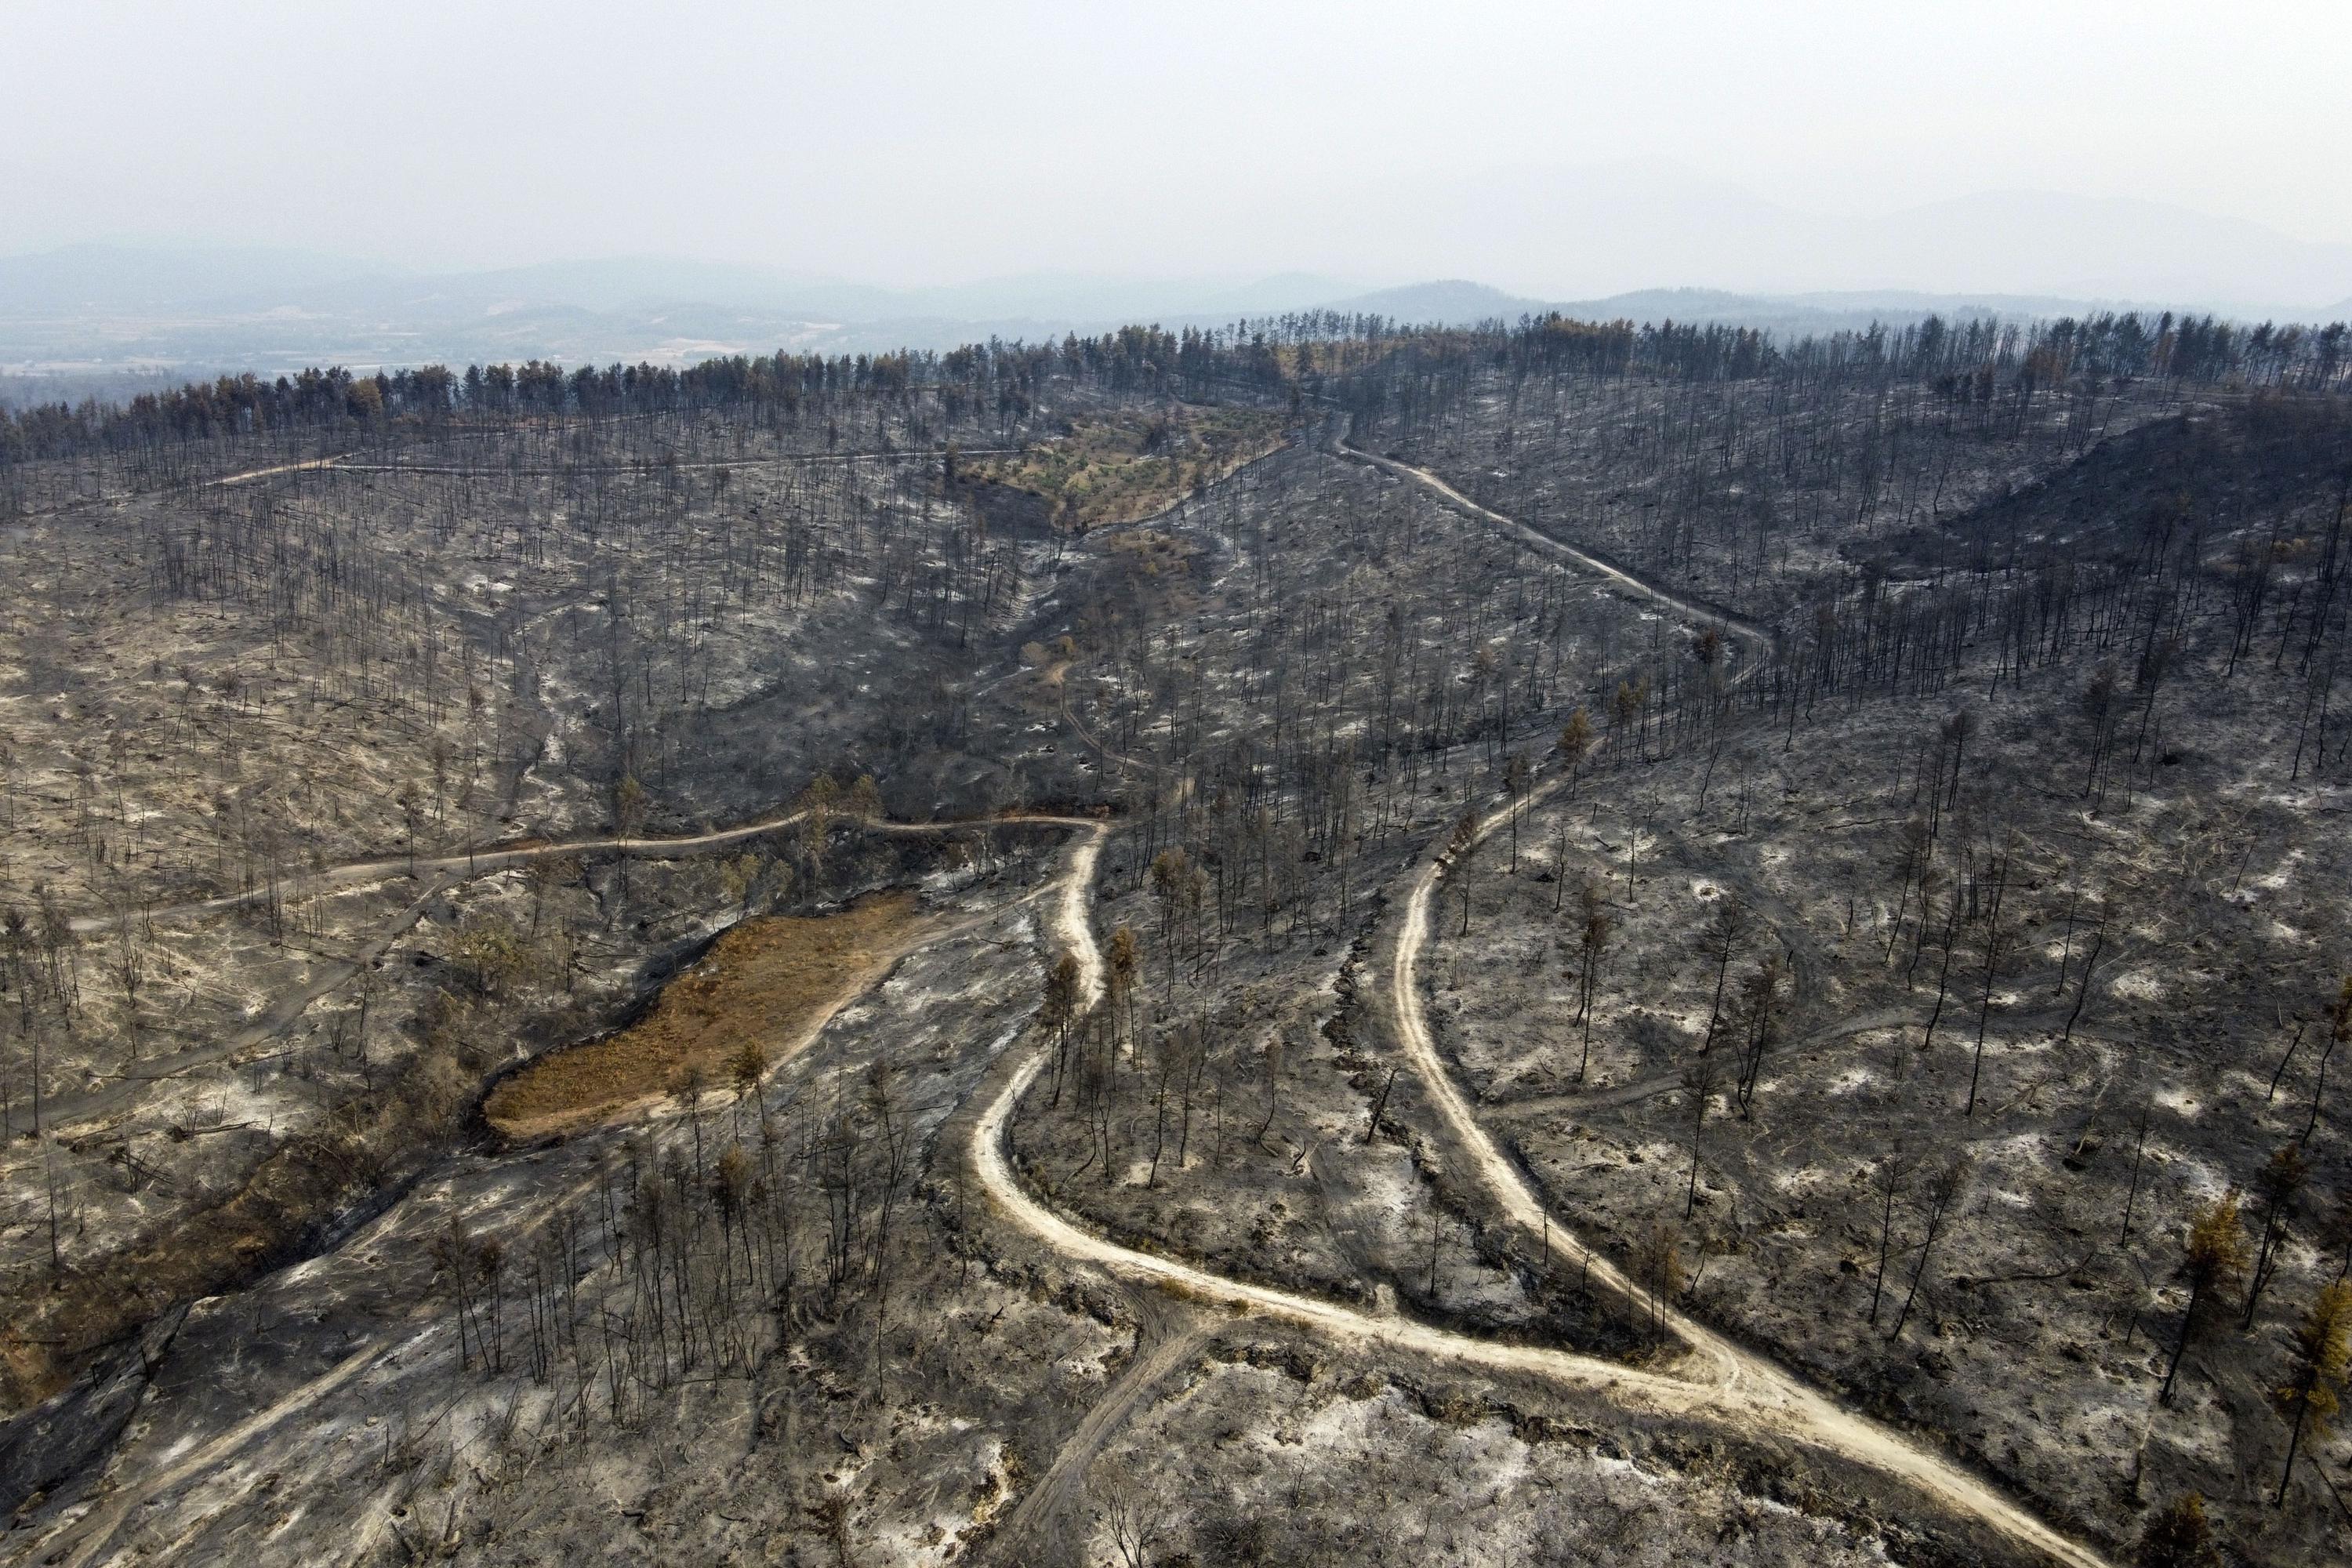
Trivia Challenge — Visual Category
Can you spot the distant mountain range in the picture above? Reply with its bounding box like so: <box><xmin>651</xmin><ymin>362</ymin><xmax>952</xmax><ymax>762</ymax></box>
<box><xmin>0</xmin><ymin>248</ymin><xmax>1391</xmax><ymax>387</ymax></box>
<box><xmin>1264</xmin><ymin>164</ymin><xmax>2352</xmax><ymax>318</ymax></box>
<box><xmin>6</xmin><ymin>180</ymin><xmax>2350</xmax><ymax>395</ymax></box>
<box><xmin>0</xmin><ymin>248</ymin><xmax>1366</xmax><ymax>332</ymax></box>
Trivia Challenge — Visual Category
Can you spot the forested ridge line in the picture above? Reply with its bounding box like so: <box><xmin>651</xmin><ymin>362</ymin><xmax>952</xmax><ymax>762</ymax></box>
<box><xmin>9</xmin><ymin>304</ymin><xmax>2344</xmax><ymax>470</ymax></box>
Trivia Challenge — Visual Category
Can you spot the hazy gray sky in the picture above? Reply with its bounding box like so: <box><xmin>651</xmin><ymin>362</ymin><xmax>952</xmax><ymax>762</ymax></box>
<box><xmin>5</xmin><ymin>1</ymin><xmax>2346</xmax><ymax>290</ymax></box>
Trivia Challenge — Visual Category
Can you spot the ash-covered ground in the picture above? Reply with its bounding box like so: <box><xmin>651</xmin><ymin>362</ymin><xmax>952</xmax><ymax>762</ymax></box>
<box><xmin>4</xmin><ymin>321</ymin><xmax>2347</xmax><ymax>1566</ymax></box>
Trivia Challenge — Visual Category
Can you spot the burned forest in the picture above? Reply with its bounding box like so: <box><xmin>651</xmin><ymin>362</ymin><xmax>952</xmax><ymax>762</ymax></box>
<box><xmin>2</xmin><ymin>309</ymin><xmax>2350</xmax><ymax>1568</ymax></box>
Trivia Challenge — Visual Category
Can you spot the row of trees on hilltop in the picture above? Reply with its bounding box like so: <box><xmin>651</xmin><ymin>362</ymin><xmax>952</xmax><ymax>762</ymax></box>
<box><xmin>0</xmin><ymin>324</ymin><xmax>1298</xmax><ymax>469</ymax></box>
<box><xmin>1495</xmin><ymin>309</ymin><xmax>2352</xmax><ymax>390</ymax></box>
<box><xmin>13</xmin><ymin>303</ymin><xmax>2346</xmax><ymax>474</ymax></box>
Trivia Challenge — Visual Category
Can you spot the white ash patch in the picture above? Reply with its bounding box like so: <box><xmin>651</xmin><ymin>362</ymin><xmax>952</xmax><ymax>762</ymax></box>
<box><xmin>1824</xmin><ymin>1066</ymin><xmax>1876</xmax><ymax>1096</ymax></box>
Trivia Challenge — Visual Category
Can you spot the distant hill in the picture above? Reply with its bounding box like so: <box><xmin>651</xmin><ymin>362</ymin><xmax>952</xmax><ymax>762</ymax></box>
<box><xmin>3</xmin><ymin>233</ymin><xmax>2345</xmax><ymax>383</ymax></box>
<box><xmin>1320</xmin><ymin>280</ymin><xmax>1551</xmax><ymax>323</ymax></box>
<box><xmin>0</xmin><ymin>247</ymin><xmax>1380</xmax><ymax>374</ymax></box>
<box><xmin>1253</xmin><ymin>162</ymin><xmax>2352</xmax><ymax>318</ymax></box>
<box><xmin>0</xmin><ymin>242</ymin><xmax>395</xmax><ymax>314</ymax></box>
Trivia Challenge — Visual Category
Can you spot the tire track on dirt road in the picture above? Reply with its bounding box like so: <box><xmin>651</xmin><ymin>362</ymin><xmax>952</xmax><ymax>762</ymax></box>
<box><xmin>988</xmin><ymin>1308</ymin><xmax>1214</xmax><ymax>1565</ymax></box>
<box><xmin>64</xmin><ymin>809</ymin><xmax>826</xmax><ymax>934</ymax></box>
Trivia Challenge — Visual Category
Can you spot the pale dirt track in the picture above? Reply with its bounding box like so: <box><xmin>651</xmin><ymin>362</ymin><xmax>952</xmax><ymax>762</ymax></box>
<box><xmin>971</xmin><ymin>811</ymin><xmax>2105</xmax><ymax>1567</ymax></box>
<box><xmin>38</xmin><ymin>435</ymin><xmax>2107</xmax><ymax>1566</ymax></box>
<box><xmin>985</xmin><ymin>1285</ymin><xmax>1210</xmax><ymax>1561</ymax></box>
<box><xmin>967</xmin><ymin>445</ymin><xmax>2107</xmax><ymax>1568</ymax></box>
<box><xmin>1337</xmin><ymin>435</ymin><xmax>1777</xmax><ymax>666</ymax></box>
<box><xmin>205</xmin><ymin>456</ymin><xmax>347</xmax><ymax>487</ymax></box>
<box><xmin>42</xmin><ymin>809</ymin><xmax>1094</xmax><ymax>1130</ymax></box>
<box><xmin>66</xmin><ymin>808</ymin><xmax>822</xmax><ymax>934</ymax></box>
<box><xmin>1369</xmin><ymin>447</ymin><xmax>2104</xmax><ymax>1566</ymax></box>
<box><xmin>68</xmin><ymin>807</ymin><xmax>1098</xmax><ymax>934</ymax></box>
<box><xmin>27</xmin><ymin>814</ymin><xmax>1101</xmax><ymax>1568</ymax></box>
<box><xmin>49</xmin><ymin>1334</ymin><xmax>405</xmax><ymax>1568</ymax></box>
<box><xmin>199</xmin><ymin>446</ymin><xmax>1005</xmax><ymax>491</ymax></box>
<box><xmin>1388</xmin><ymin>798</ymin><xmax>2107</xmax><ymax>1568</ymax></box>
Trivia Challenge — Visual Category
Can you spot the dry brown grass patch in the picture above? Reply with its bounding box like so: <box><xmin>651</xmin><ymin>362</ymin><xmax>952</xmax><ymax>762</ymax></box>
<box><xmin>971</xmin><ymin>406</ymin><xmax>1287</xmax><ymax>532</ymax></box>
<box><xmin>484</xmin><ymin>891</ymin><xmax>923</xmax><ymax>1140</ymax></box>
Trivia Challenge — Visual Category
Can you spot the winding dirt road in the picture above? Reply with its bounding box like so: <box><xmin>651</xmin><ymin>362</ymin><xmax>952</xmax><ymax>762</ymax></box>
<box><xmin>965</xmin><ymin>786</ymin><xmax>2105</xmax><ymax>1568</ymax></box>
<box><xmin>971</xmin><ymin>873</ymin><xmax>1716</xmax><ymax>1422</ymax></box>
<box><xmin>65</xmin><ymin>809</ymin><xmax>827</xmax><ymax>934</ymax></box>
<box><xmin>67</xmin><ymin>805</ymin><xmax>1101</xmax><ymax>935</ymax></box>
<box><xmin>1388</xmin><ymin>787</ymin><xmax>2105</xmax><ymax>1568</ymax></box>
<box><xmin>964</xmin><ymin>445</ymin><xmax>2110</xmax><ymax>1568</ymax></box>
<box><xmin>38</xmin><ymin>810</ymin><xmax>1091</xmax><ymax>1136</ymax></box>
<box><xmin>27</xmin><ymin>813</ymin><xmax>1103</xmax><ymax>1568</ymax></box>
<box><xmin>36</xmin><ymin>430</ymin><xmax>2109</xmax><ymax>1566</ymax></box>
<box><xmin>1338</xmin><ymin>437</ymin><xmax>1777</xmax><ymax>667</ymax></box>
<box><xmin>199</xmin><ymin>445</ymin><xmax>1006</xmax><ymax>491</ymax></box>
